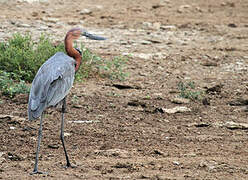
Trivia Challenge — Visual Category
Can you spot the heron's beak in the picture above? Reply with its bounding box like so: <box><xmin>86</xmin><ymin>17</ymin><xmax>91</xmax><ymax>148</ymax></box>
<box><xmin>81</xmin><ymin>31</ymin><xmax>106</xmax><ymax>40</ymax></box>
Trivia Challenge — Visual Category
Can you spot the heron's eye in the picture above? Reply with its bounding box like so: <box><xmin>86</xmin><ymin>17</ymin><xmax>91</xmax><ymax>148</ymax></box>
<box><xmin>75</xmin><ymin>48</ymin><xmax>82</xmax><ymax>55</ymax></box>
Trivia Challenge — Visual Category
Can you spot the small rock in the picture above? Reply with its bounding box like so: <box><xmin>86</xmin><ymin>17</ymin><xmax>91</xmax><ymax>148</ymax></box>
<box><xmin>224</xmin><ymin>121</ymin><xmax>248</xmax><ymax>130</ymax></box>
<box><xmin>68</xmin><ymin>120</ymin><xmax>100</xmax><ymax>123</ymax></box>
<box><xmin>205</xmin><ymin>84</ymin><xmax>223</xmax><ymax>94</ymax></box>
<box><xmin>0</xmin><ymin>152</ymin><xmax>4</xmax><ymax>158</ymax></box>
<box><xmin>79</xmin><ymin>9</ymin><xmax>92</xmax><ymax>15</ymax></box>
<box><xmin>228</xmin><ymin>23</ymin><xmax>237</xmax><ymax>28</ymax></box>
<box><xmin>42</xmin><ymin>17</ymin><xmax>59</xmax><ymax>23</ymax></box>
<box><xmin>48</xmin><ymin>144</ymin><xmax>59</xmax><ymax>149</ymax></box>
<box><xmin>95</xmin><ymin>149</ymin><xmax>130</xmax><ymax>158</ymax></box>
<box><xmin>228</xmin><ymin>98</ymin><xmax>248</xmax><ymax>106</ymax></box>
<box><xmin>201</xmin><ymin>61</ymin><xmax>218</xmax><ymax>66</ymax></box>
<box><xmin>153</xmin><ymin>149</ymin><xmax>168</xmax><ymax>156</ymax></box>
<box><xmin>145</xmin><ymin>38</ymin><xmax>163</xmax><ymax>44</ymax></box>
<box><xmin>133</xmin><ymin>53</ymin><xmax>153</xmax><ymax>60</ymax></box>
<box><xmin>140</xmin><ymin>40</ymin><xmax>152</xmax><ymax>45</ymax></box>
<box><xmin>16</xmin><ymin>23</ymin><xmax>31</xmax><ymax>28</ymax></box>
<box><xmin>64</xmin><ymin>132</ymin><xmax>71</xmax><ymax>137</ymax></box>
<box><xmin>8</xmin><ymin>152</ymin><xmax>22</xmax><ymax>161</ymax></box>
<box><xmin>31</xmin><ymin>11</ymin><xmax>39</xmax><ymax>17</ymax></box>
<box><xmin>171</xmin><ymin>97</ymin><xmax>190</xmax><ymax>104</ymax></box>
<box><xmin>9</xmin><ymin>126</ymin><xmax>15</xmax><ymax>130</ymax></box>
<box><xmin>72</xmin><ymin>104</ymin><xmax>83</xmax><ymax>108</ymax></box>
<box><xmin>173</xmin><ymin>161</ymin><xmax>180</xmax><ymax>165</ymax></box>
<box><xmin>162</xmin><ymin>106</ymin><xmax>191</xmax><ymax>114</ymax></box>
<box><xmin>202</xmin><ymin>98</ymin><xmax>210</xmax><ymax>105</ymax></box>
<box><xmin>152</xmin><ymin>22</ymin><xmax>161</xmax><ymax>30</ymax></box>
<box><xmin>160</xmin><ymin>25</ymin><xmax>177</xmax><ymax>31</ymax></box>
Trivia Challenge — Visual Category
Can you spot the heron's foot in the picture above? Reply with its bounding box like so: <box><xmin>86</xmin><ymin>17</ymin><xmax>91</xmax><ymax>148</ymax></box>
<box><xmin>30</xmin><ymin>170</ymin><xmax>48</xmax><ymax>175</ymax></box>
<box><xmin>64</xmin><ymin>162</ymin><xmax>76</xmax><ymax>169</ymax></box>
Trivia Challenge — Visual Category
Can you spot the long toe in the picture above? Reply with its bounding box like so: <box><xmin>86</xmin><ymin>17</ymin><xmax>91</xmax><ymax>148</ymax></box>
<box><xmin>30</xmin><ymin>170</ymin><xmax>48</xmax><ymax>175</ymax></box>
<box><xmin>64</xmin><ymin>163</ymin><xmax>76</xmax><ymax>169</ymax></box>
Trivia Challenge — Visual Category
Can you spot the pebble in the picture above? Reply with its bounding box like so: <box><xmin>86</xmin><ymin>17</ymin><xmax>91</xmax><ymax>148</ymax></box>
<box><xmin>171</xmin><ymin>97</ymin><xmax>190</xmax><ymax>104</ymax></box>
<box><xmin>79</xmin><ymin>9</ymin><xmax>92</xmax><ymax>15</ymax></box>
<box><xmin>162</xmin><ymin>106</ymin><xmax>191</xmax><ymax>114</ymax></box>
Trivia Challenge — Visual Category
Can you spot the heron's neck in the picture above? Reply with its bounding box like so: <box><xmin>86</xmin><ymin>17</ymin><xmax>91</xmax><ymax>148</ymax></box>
<box><xmin>64</xmin><ymin>35</ymin><xmax>81</xmax><ymax>72</ymax></box>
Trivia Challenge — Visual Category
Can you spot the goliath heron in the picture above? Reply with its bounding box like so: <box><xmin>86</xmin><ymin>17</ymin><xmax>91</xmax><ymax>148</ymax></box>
<box><xmin>28</xmin><ymin>27</ymin><xmax>106</xmax><ymax>174</ymax></box>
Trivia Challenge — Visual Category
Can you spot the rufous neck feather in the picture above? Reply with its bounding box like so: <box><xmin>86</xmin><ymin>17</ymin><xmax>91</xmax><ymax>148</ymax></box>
<box><xmin>64</xmin><ymin>33</ymin><xmax>81</xmax><ymax>72</ymax></box>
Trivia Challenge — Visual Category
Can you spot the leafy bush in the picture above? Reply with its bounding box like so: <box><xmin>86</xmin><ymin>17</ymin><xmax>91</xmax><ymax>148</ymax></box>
<box><xmin>0</xmin><ymin>33</ymin><xmax>128</xmax><ymax>97</ymax></box>
<box><xmin>0</xmin><ymin>33</ymin><xmax>65</xmax><ymax>82</ymax></box>
<box><xmin>0</xmin><ymin>71</ymin><xmax>30</xmax><ymax>97</ymax></box>
<box><xmin>76</xmin><ymin>46</ymin><xmax>128</xmax><ymax>81</ymax></box>
<box><xmin>177</xmin><ymin>81</ymin><xmax>204</xmax><ymax>100</ymax></box>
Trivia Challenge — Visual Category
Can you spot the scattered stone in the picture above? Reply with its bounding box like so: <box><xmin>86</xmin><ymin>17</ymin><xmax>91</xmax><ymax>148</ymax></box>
<box><xmin>173</xmin><ymin>161</ymin><xmax>180</xmax><ymax>165</ymax></box>
<box><xmin>153</xmin><ymin>149</ymin><xmax>168</xmax><ymax>156</ymax></box>
<box><xmin>95</xmin><ymin>149</ymin><xmax>130</xmax><ymax>158</ymax></box>
<box><xmin>194</xmin><ymin>122</ymin><xmax>211</xmax><ymax>128</ymax></box>
<box><xmin>152</xmin><ymin>22</ymin><xmax>161</xmax><ymax>30</ymax></box>
<box><xmin>9</xmin><ymin>126</ymin><xmax>15</xmax><ymax>130</ymax></box>
<box><xmin>42</xmin><ymin>17</ymin><xmax>59</xmax><ymax>23</ymax></box>
<box><xmin>162</xmin><ymin>106</ymin><xmax>191</xmax><ymax>114</ymax></box>
<box><xmin>224</xmin><ymin>121</ymin><xmax>248</xmax><ymax>130</ymax></box>
<box><xmin>48</xmin><ymin>144</ymin><xmax>59</xmax><ymax>149</ymax></box>
<box><xmin>228</xmin><ymin>98</ymin><xmax>248</xmax><ymax>106</ymax></box>
<box><xmin>64</xmin><ymin>132</ymin><xmax>71</xmax><ymax>137</ymax></box>
<box><xmin>199</xmin><ymin>160</ymin><xmax>217</xmax><ymax>172</ymax></box>
<box><xmin>19</xmin><ymin>0</ymin><xmax>48</xmax><ymax>2</ymax></box>
<box><xmin>0</xmin><ymin>115</ymin><xmax>12</xmax><ymax>121</ymax></box>
<box><xmin>133</xmin><ymin>53</ymin><xmax>153</xmax><ymax>60</ymax></box>
<box><xmin>112</xmin><ymin>162</ymin><xmax>132</xmax><ymax>169</ymax></box>
<box><xmin>201</xmin><ymin>61</ymin><xmax>218</xmax><ymax>66</ymax></box>
<box><xmin>233</xmin><ymin>106</ymin><xmax>248</xmax><ymax>112</ymax></box>
<box><xmin>205</xmin><ymin>84</ymin><xmax>223</xmax><ymax>94</ymax></box>
<box><xmin>16</xmin><ymin>23</ymin><xmax>31</xmax><ymax>28</ymax></box>
<box><xmin>8</xmin><ymin>152</ymin><xmax>22</xmax><ymax>161</ymax></box>
<box><xmin>202</xmin><ymin>98</ymin><xmax>210</xmax><ymax>106</ymax></box>
<box><xmin>152</xmin><ymin>4</ymin><xmax>164</xmax><ymax>9</ymax></box>
<box><xmin>31</xmin><ymin>11</ymin><xmax>39</xmax><ymax>17</ymax></box>
<box><xmin>72</xmin><ymin>104</ymin><xmax>83</xmax><ymax>109</ymax></box>
<box><xmin>0</xmin><ymin>115</ymin><xmax>25</xmax><ymax>123</ymax></box>
<box><xmin>68</xmin><ymin>120</ymin><xmax>100</xmax><ymax>124</ymax></box>
<box><xmin>160</xmin><ymin>25</ymin><xmax>177</xmax><ymax>31</ymax></box>
<box><xmin>127</xmin><ymin>100</ymin><xmax>146</xmax><ymax>107</ymax></box>
<box><xmin>171</xmin><ymin>97</ymin><xmax>190</xmax><ymax>104</ymax></box>
<box><xmin>228</xmin><ymin>23</ymin><xmax>237</xmax><ymax>28</ymax></box>
<box><xmin>140</xmin><ymin>40</ymin><xmax>152</xmax><ymax>45</ymax></box>
<box><xmin>112</xmin><ymin>83</ymin><xmax>140</xmax><ymax>90</ymax></box>
<box><xmin>145</xmin><ymin>37</ymin><xmax>163</xmax><ymax>44</ymax></box>
<box><xmin>79</xmin><ymin>9</ymin><xmax>92</xmax><ymax>15</ymax></box>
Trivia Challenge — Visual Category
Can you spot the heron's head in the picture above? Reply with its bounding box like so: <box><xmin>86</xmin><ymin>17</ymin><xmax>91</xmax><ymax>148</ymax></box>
<box><xmin>66</xmin><ymin>27</ymin><xmax>106</xmax><ymax>41</ymax></box>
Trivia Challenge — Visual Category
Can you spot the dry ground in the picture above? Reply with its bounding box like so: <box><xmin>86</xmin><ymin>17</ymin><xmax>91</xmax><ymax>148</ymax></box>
<box><xmin>0</xmin><ymin>0</ymin><xmax>248</xmax><ymax>179</ymax></box>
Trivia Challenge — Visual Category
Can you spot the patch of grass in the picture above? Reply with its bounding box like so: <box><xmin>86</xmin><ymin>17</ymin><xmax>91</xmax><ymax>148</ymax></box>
<box><xmin>0</xmin><ymin>33</ymin><xmax>65</xmax><ymax>82</ymax></box>
<box><xmin>76</xmin><ymin>46</ymin><xmax>128</xmax><ymax>81</ymax></box>
<box><xmin>177</xmin><ymin>81</ymin><xmax>204</xmax><ymax>100</ymax></box>
<box><xmin>0</xmin><ymin>71</ymin><xmax>30</xmax><ymax>97</ymax></box>
<box><xmin>0</xmin><ymin>33</ymin><xmax>128</xmax><ymax>97</ymax></box>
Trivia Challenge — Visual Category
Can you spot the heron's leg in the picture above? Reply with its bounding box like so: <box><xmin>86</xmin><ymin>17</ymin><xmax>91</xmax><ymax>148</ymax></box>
<box><xmin>31</xmin><ymin>113</ymin><xmax>47</xmax><ymax>175</ymax></box>
<box><xmin>60</xmin><ymin>97</ymin><xmax>73</xmax><ymax>168</ymax></box>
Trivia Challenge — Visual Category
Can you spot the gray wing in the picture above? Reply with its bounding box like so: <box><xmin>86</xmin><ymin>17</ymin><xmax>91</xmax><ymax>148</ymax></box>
<box><xmin>28</xmin><ymin>52</ymin><xmax>76</xmax><ymax>120</ymax></box>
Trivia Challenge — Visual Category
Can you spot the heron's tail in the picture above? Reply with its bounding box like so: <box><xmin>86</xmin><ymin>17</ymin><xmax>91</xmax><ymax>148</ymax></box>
<box><xmin>28</xmin><ymin>99</ymin><xmax>46</xmax><ymax>121</ymax></box>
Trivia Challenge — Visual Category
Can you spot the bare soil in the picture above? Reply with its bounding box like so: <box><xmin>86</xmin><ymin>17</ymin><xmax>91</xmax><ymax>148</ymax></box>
<box><xmin>0</xmin><ymin>0</ymin><xmax>248</xmax><ymax>179</ymax></box>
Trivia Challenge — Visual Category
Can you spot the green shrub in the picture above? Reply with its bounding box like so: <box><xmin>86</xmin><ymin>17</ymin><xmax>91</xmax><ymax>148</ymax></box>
<box><xmin>0</xmin><ymin>33</ymin><xmax>65</xmax><ymax>82</ymax></box>
<box><xmin>177</xmin><ymin>81</ymin><xmax>204</xmax><ymax>100</ymax></box>
<box><xmin>0</xmin><ymin>71</ymin><xmax>30</xmax><ymax>97</ymax></box>
<box><xmin>76</xmin><ymin>45</ymin><xmax>128</xmax><ymax>81</ymax></box>
<box><xmin>0</xmin><ymin>33</ymin><xmax>128</xmax><ymax>97</ymax></box>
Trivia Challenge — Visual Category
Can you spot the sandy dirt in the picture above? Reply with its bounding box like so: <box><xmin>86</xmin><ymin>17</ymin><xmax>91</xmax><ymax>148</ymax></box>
<box><xmin>0</xmin><ymin>0</ymin><xmax>248</xmax><ymax>179</ymax></box>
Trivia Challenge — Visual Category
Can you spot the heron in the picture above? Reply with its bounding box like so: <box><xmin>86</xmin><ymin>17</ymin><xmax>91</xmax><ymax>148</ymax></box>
<box><xmin>28</xmin><ymin>27</ymin><xmax>106</xmax><ymax>174</ymax></box>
